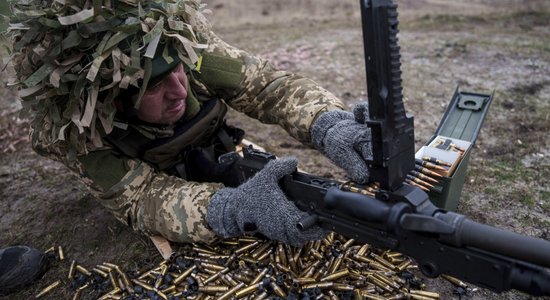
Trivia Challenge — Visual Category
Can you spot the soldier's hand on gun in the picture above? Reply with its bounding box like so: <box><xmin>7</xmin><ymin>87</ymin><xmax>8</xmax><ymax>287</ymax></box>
<box><xmin>206</xmin><ymin>157</ymin><xmax>327</xmax><ymax>246</ymax></box>
<box><xmin>311</xmin><ymin>102</ymin><xmax>373</xmax><ymax>183</ymax></box>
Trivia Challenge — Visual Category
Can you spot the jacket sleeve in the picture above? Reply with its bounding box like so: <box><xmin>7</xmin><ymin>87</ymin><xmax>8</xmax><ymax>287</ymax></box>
<box><xmin>72</xmin><ymin>148</ymin><xmax>223</xmax><ymax>244</ymax></box>
<box><xmin>192</xmin><ymin>30</ymin><xmax>347</xmax><ymax>144</ymax></box>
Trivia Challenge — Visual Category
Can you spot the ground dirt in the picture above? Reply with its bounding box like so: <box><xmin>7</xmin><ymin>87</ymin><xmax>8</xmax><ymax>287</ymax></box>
<box><xmin>1</xmin><ymin>0</ymin><xmax>549</xmax><ymax>299</ymax></box>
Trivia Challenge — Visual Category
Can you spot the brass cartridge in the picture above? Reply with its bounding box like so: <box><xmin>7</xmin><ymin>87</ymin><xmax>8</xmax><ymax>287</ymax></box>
<box><xmin>367</xmin><ymin>275</ymin><xmax>393</xmax><ymax>292</ymax></box>
<box><xmin>217</xmin><ymin>282</ymin><xmax>245</xmax><ymax>300</ymax></box>
<box><xmin>76</xmin><ymin>265</ymin><xmax>92</xmax><ymax>276</ymax></box>
<box><xmin>396</xmin><ymin>259</ymin><xmax>412</xmax><ymax>272</ymax></box>
<box><xmin>72</xmin><ymin>283</ymin><xmax>89</xmax><ymax>300</ymax></box>
<box><xmin>173</xmin><ymin>265</ymin><xmax>196</xmax><ymax>285</ymax></box>
<box><xmin>132</xmin><ymin>279</ymin><xmax>154</xmax><ymax>291</ymax></box>
<box><xmin>371</xmin><ymin>254</ymin><xmax>396</xmax><ymax>271</ymax></box>
<box><xmin>356</xmin><ymin>244</ymin><xmax>370</xmax><ymax>256</ymax></box>
<box><xmin>198</xmin><ymin>285</ymin><xmax>230</xmax><ymax>294</ymax></box>
<box><xmin>235</xmin><ymin>283</ymin><xmax>261</xmax><ymax>298</ymax></box>
<box><xmin>303</xmin><ymin>282</ymin><xmax>334</xmax><ymax>289</ymax></box>
<box><xmin>410</xmin><ymin>290</ymin><xmax>440</xmax><ymax>299</ymax></box>
<box><xmin>68</xmin><ymin>260</ymin><xmax>76</xmax><ymax>279</ymax></box>
<box><xmin>58</xmin><ymin>246</ymin><xmax>65</xmax><ymax>261</ymax></box>
<box><xmin>36</xmin><ymin>280</ymin><xmax>61</xmax><ymax>298</ymax></box>
<box><xmin>235</xmin><ymin>241</ymin><xmax>260</xmax><ymax>254</ymax></box>
<box><xmin>342</xmin><ymin>239</ymin><xmax>355</xmax><ymax>250</ymax></box>
<box><xmin>276</xmin><ymin>244</ymin><xmax>288</xmax><ymax>267</ymax></box>
<box><xmin>251</xmin><ymin>241</ymin><xmax>272</xmax><ymax>259</ymax></box>
<box><xmin>161</xmin><ymin>285</ymin><xmax>175</xmax><ymax>294</ymax></box>
<box><xmin>203</xmin><ymin>267</ymin><xmax>229</xmax><ymax>284</ymax></box>
<box><xmin>441</xmin><ymin>274</ymin><xmax>468</xmax><ymax>288</ymax></box>
<box><xmin>320</xmin><ymin>268</ymin><xmax>350</xmax><ymax>282</ymax></box>
<box><xmin>200</xmin><ymin>262</ymin><xmax>226</xmax><ymax>272</ymax></box>
<box><xmin>92</xmin><ymin>267</ymin><xmax>108</xmax><ymax>278</ymax></box>
<box><xmin>275</xmin><ymin>262</ymin><xmax>292</xmax><ymax>274</ymax></box>
<box><xmin>270</xmin><ymin>281</ymin><xmax>287</xmax><ymax>298</ymax></box>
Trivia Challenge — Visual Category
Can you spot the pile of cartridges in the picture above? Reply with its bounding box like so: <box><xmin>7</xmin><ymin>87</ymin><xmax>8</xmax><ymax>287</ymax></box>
<box><xmin>34</xmin><ymin>234</ymin><xmax>474</xmax><ymax>300</ymax></box>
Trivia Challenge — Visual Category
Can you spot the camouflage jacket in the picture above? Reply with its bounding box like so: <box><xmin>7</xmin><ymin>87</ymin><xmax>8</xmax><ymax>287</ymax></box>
<box><xmin>33</xmin><ymin>29</ymin><xmax>345</xmax><ymax>244</ymax></box>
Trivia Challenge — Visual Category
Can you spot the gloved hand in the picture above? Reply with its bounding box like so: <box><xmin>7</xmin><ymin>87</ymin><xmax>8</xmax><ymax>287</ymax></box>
<box><xmin>311</xmin><ymin>103</ymin><xmax>373</xmax><ymax>183</ymax></box>
<box><xmin>207</xmin><ymin>157</ymin><xmax>327</xmax><ymax>246</ymax></box>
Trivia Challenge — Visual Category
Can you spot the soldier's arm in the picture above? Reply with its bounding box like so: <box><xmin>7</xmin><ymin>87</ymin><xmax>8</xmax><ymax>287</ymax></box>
<box><xmin>192</xmin><ymin>30</ymin><xmax>346</xmax><ymax>144</ymax></box>
<box><xmin>66</xmin><ymin>148</ymin><xmax>223</xmax><ymax>243</ymax></box>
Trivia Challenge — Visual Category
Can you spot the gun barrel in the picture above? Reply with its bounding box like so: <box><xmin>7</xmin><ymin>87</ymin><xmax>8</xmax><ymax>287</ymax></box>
<box><xmin>459</xmin><ymin>218</ymin><xmax>550</xmax><ymax>268</ymax></box>
<box><xmin>437</xmin><ymin>212</ymin><xmax>550</xmax><ymax>268</ymax></box>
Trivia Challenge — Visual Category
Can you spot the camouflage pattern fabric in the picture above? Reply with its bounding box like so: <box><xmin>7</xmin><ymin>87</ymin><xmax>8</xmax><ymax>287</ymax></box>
<box><xmin>31</xmin><ymin>27</ymin><xmax>346</xmax><ymax>243</ymax></box>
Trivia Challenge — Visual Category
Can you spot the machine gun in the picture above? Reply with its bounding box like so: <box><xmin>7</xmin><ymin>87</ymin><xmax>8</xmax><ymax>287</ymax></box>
<box><xmin>222</xmin><ymin>0</ymin><xmax>550</xmax><ymax>296</ymax></box>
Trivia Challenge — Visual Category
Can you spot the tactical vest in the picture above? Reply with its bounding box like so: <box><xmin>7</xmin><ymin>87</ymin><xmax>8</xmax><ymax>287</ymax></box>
<box><xmin>105</xmin><ymin>99</ymin><xmax>244</xmax><ymax>184</ymax></box>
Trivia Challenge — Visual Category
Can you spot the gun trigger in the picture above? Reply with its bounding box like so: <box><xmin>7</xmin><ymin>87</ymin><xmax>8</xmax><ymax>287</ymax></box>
<box><xmin>400</xmin><ymin>214</ymin><xmax>455</xmax><ymax>235</ymax></box>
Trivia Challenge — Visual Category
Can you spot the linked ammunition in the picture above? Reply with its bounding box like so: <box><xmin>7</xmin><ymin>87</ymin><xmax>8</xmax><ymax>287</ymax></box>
<box><xmin>422</xmin><ymin>156</ymin><xmax>452</xmax><ymax>167</ymax></box>
<box><xmin>36</xmin><ymin>280</ymin><xmax>61</xmax><ymax>298</ymax></box>
<box><xmin>410</xmin><ymin>170</ymin><xmax>439</xmax><ymax>184</ymax></box>
<box><xmin>406</xmin><ymin>174</ymin><xmax>435</xmax><ymax>189</ymax></box>
<box><xmin>405</xmin><ymin>179</ymin><xmax>430</xmax><ymax>191</ymax></box>
<box><xmin>414</xmin><ymin>164</ymin><xmax>444</xmax><ymax>178</ymax></box>
<box><xmin>415</xmin><ymin>158</ymin><xmax>447</xmax><ymax>171</ymax></box>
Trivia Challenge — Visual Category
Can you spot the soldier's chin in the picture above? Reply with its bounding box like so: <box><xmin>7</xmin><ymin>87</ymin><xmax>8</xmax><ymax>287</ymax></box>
<box><xmin>164</xmin><ymin>101</ymin><xmax>185</xmax><ymax>122</ymax></box>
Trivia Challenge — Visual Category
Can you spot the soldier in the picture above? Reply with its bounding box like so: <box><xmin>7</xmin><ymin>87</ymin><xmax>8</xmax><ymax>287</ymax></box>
<box><xmin>1</xmin><ymin>0</ymin><xmax>373</xmax><ymax>293</ymax></box>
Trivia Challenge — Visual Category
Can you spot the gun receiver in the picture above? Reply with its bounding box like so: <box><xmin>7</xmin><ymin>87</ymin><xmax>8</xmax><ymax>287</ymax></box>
<box><xmin>361</xmin><ymin>0</ymin><xmax>415</xmax><ymax>191</ymax></box>
<box><xmin>232</xmin><ymin>146</ymin><xmax>550</xmax><ymax>296</ymax></box>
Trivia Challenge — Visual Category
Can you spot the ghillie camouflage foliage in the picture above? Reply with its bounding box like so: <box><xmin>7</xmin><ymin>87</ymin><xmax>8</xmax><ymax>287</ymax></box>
<box><xmin>5</xmin><ymin>0</ymin><xmax>210</xmax><ymax>159</ymax></box>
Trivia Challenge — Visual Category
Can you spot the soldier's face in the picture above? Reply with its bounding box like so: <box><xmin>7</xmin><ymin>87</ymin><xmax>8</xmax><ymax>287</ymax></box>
<box><xmin>133</xmin><ymin>63</ymin><xmax>188</xmax><ymax>124</ymax></box>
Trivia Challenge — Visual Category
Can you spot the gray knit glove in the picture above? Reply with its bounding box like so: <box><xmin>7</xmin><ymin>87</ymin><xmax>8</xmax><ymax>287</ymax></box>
<box><xmin>207</xmin><ymin>157</ymin><xmax>327</xmax><ymax>246</ymax></box>
<box><xmin>311</xmin><ymin>103</ymin><xmax>373</xmax><ymax>183</ymax></box>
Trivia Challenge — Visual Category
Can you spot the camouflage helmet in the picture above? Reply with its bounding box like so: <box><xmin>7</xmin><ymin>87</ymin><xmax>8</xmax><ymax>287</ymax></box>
<box><xmin>5</xmin><ymin>0</ymin><xmax>210</xmax><ymax>159</ymax></box>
